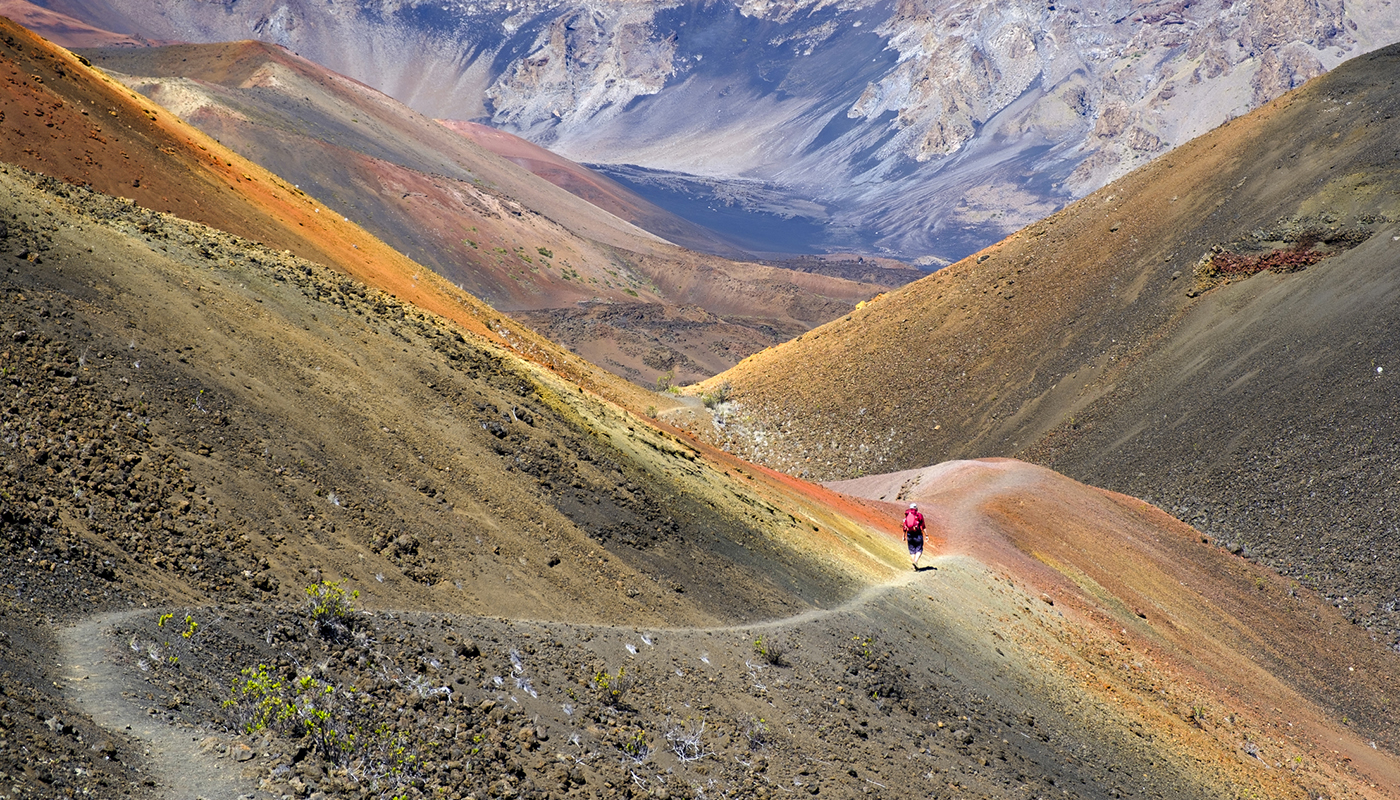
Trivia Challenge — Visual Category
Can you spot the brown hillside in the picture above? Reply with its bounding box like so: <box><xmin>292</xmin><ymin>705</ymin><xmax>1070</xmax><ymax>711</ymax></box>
<box><xmin>698</xmin><ymin>44</ymin><xmax>1400</xmax><ymax>646</ymax></box>
<box><xmin>4</xmin><ymin>13</ymin><xmax>1398</xmax><ymax>800</ymax></box>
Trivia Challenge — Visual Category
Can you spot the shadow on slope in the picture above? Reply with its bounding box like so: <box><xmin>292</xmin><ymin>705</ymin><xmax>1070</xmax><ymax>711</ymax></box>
<box><xmin>77</xmin><ymin>40</ymin><xmax>677</xmax><ymax>310</ymax></box>
<box><xmin>0</xmin><ymin>0</ymin><xmax>151</xmax><ymax>46</ymax></box>
<box><xmin>438</xmin><ymin>119</ymin><xmax>755</xmax><ymax>260</ymax></box>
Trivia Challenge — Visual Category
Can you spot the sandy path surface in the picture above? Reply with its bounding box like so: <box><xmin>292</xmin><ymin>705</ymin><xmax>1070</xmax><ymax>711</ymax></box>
<box><xmin>49</xmin><ymin>561</ymin><xmax>935</xmax><ymax>800</ymax></box>
<box><xmin>56</xmin><ymin>611</ymin><xmax>267</xmax><ymax>800</ymax></box>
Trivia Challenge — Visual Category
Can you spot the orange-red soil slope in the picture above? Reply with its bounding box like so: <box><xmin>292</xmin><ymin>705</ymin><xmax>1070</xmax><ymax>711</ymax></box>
<box><xmin>830</xmin><ymin>459</ymin><xmax>1400</xmax><ymax>800</ymax></box>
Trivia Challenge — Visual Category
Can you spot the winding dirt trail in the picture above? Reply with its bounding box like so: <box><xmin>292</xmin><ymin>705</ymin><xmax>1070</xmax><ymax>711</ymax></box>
<box><xmin>48</xmin><ymin>553</ymin><xmax>939</xmax><ymax>800</ymax></box>
<box><xmin>46</xmin><ymin>458</ymin><xmax>1400</xmax><ymax>800</ymax></box>
<box><xmin>56</xmin><ymin>611</ymin><xmax>266</xmax><ymax>800</ymax></box>
<box><xmin>48</xmin><ymin>544</ymin><xmax>946</xmax><ymax>800</ymax></box>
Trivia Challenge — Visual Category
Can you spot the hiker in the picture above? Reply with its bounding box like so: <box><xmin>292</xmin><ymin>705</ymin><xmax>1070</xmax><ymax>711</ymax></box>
<box><xmin>902</xmin><ymin>503</ymin><xmax>926</xmax><ymax>569</ymax></box>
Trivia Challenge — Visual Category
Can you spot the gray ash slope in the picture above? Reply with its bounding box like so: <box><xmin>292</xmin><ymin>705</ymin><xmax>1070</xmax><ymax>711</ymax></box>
<box><xmin>1021</xmin><ymin>54</ymin><xmax>1400</xmax><ymax>651</ymax></box>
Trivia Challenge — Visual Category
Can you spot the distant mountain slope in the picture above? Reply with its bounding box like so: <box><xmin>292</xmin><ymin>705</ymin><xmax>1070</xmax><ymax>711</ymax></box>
<box><xmin>696</xmin><ymin>43</ymin><xmax>1400</xmax><ymax>648</ymax></box>
<box><xmin>437</xmin><ymin>118</ymin><xmax>754</xmax><ymax>259</ymax></box>
<box><xmin>78</xmin><ymin>41</ymin><xmax>689</xmax><ymax>308</ymax></box>
<box><xmin>15</xmin><ymin>0</ymin><xmax>1400</xmax><ymax>261</ymax></box>
<box><xmin>76</xmin><ymin>39</ymin><xmax>890</xmax><ymax>385</ymax></box>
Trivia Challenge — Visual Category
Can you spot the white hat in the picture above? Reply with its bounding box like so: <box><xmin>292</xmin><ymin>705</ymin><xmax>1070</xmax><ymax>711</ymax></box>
<box><xmin>908</xmin><ymin>503</ymin><xmax>918</xmax><ymax>510</ymax></box>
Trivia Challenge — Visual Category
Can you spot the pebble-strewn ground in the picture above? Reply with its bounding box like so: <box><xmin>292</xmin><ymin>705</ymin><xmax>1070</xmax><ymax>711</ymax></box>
<box><xmin>2</xmin><ymin>164</ymin><xmax>1328</xmax><ymax>800</ymax></box>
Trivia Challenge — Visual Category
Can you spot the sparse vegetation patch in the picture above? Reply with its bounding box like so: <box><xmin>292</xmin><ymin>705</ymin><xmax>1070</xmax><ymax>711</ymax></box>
<box><xmin>304</xmin><ymin>579</ymin><xmax>360</xmax><ymax>641</ymax></box>
<box><xmin>752</xmin><ymin>634</ymin><xmax>789</xmax><ymax>666</ymax></box>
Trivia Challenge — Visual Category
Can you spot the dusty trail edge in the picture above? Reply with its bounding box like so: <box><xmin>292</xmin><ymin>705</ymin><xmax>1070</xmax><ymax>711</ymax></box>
<box><xmin>54</xmin><ymin>563</ymin><xmax>938</xmax><ymax>800</ymax></box>
<box><xmin>56</xmin><ymin>609</ymin><xmax>267</xmax><ymax>800</ymax></box>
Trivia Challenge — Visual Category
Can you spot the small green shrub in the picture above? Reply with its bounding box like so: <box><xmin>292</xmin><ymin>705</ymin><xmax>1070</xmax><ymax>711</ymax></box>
<box><xmin>305</xmin><ymin>579</ymin><xmax>359</xmax><ymax>640</ymax></box>
<box><xmin>752</xmin><ymin>635</ymin><xmax>787</xmax><ymax>666</ymax></box>
<box><xmin>851</xmin><ymin>635</ymin><xmax>875</xmax><ymax>661</ymax></box>
<box><xmin>223</xmin><ymin>663</ymin><xmax>298</xmax><ymax>735</ymax></box>
<box><xmin>135</xmin><ymin>612</ymin><xmax>200</xmax><ymax>671</ymax></box>
<box><xmin>740</xmin><ymin>715</ymin><xmax>768</xmax><ymax>751</ymax></box>
<box><xmin>592</xmin><ymin>667</ymin><xmax>633</xmax><ymax>707</ymax></box>
<box><xmin>223</xmin><ymin>664</ymin><xmax>425</xmax><ymax>793</ymax></box>
<box><xmin>700</xmin><ymin>381</ymin><xmax>732</xmax><ymax>409</ymax></box>
<box><xmin>618</xmin><ymin>729</ymin><xmax>650</xmax><ymax>764</ymax></box>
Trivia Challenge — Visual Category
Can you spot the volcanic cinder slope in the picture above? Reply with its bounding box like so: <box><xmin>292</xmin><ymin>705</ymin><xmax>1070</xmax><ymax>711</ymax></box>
<box><xmin>694</xmin><ymin>43</ymin><xmax>1400</xmax><ymax>654</ymax></box>
<box><xmin>1</xmin><ymin>14</ymin><xmax>1399</xmax><ymax>800</ymax></box>
<box><xmin>4</xmin><ymin>170</ymin><xmax>1398</xmax><ymax>796</ymax></box>
<box><xmin>5</xmin><ymin>157</ymin><xmax>1400</xmax><ymax>798</ymax></box>
<box><xmin>12</xmin><ymin>0</ymin><xmax>1400</xmax><ymax>261</ymax></box>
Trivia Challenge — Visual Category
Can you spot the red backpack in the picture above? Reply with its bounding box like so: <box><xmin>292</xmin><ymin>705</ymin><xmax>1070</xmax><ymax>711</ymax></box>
<box><xmin>903</xmin><ymin>509</ymin><xmax>923</xmax><ymax>535</ymax></box>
